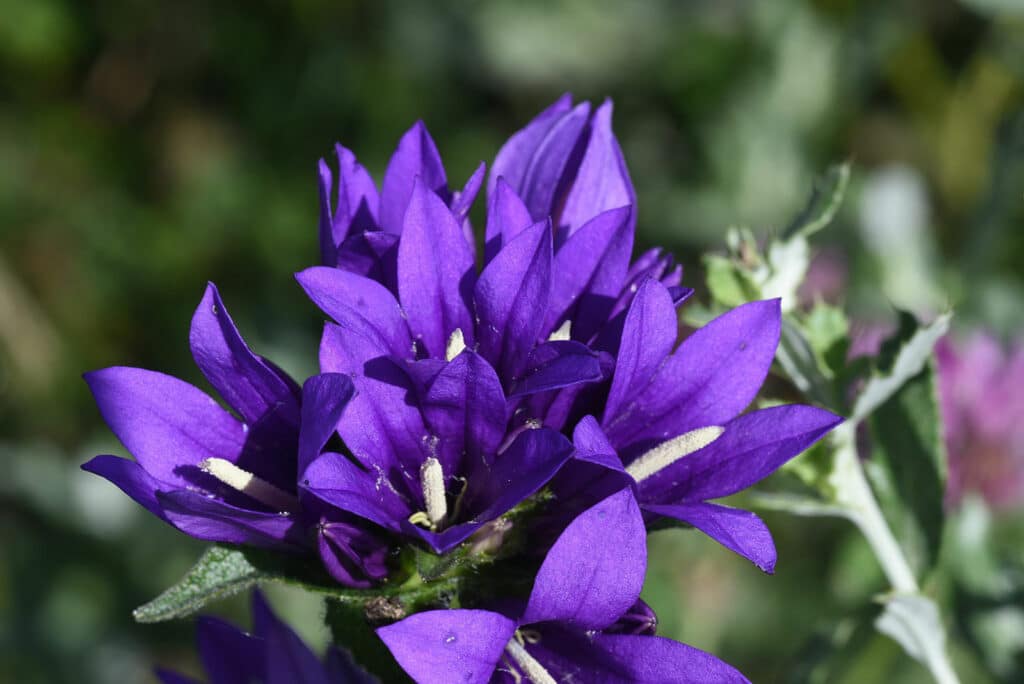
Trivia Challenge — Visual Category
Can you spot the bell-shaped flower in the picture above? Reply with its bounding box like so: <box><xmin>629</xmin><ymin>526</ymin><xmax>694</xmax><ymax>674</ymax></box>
<box><xmin>377</xmin><ymin>488</ymin><xmax>750</xmax><ymax>683</ymax></box>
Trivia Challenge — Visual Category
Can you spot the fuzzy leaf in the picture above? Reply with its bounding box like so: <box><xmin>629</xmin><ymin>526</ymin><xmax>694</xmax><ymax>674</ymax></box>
<box><xmin>783</xmin><ymin>163</ymin><xmax>851</xmax><ymax>239</ymax></box>
<box><xmin>875</xmin><ymin>594</ymin><xmax>950</xmax><ymax>675</ymax></box>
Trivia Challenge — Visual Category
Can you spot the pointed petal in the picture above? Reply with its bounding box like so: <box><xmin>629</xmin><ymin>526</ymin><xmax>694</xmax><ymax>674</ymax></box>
<box><xmin>398</xmin><ymin>178</ymin><xmax>476</xmax><ymax>357</ymax></box>
<box><xmin>545</xmin><ymin>205</ymin><xmax>634</xmax><ymax>340</ymax></box>
<box><xmin>195</xmin><ymin>616</ymin><xmax>264</xmax><ymax>684</ymax></box>
<box><xmin>603</xmin><ymin>278</ymin><xmax>677</xmax><ymax>424</ymax></box>
<box><xmin>297</xmin><ymin>373</ymin><xmax>355</xmax><ymax>476</ymax></box>
<box><xmin>522</xmin><ymin>488</ymin><xmax>645</xmax><ymax>630</ymax></box>
<box><xmin>334</xmin><ymin>230</ymin><xmax>400</xmax><ymax>291</ymax></box>
<box><xmin>317</xmin><ymin>516</ymin><xmax>390</xmax><ymax>588</ymax></box>
<box><xmin>84</xmin><ymin>367</ymin><xmax>244</xmax><ymax>486</ymax></box>
<box><xmin>332</xmin><ymin>144</ymin><xmax>380</xmax><ymax>233</ymax></box>
<box><xmin>474</xmin><ymin>218</ymin><xmax>552</xmax><ymax>379</ymax></box>
<box><xmin>378</xmin><ymin>609</ymin><xmax>514</xmax><ymax>684</ymax></box>
<box><xmin>297</xmin><ymin>267</ymin><xmax>412</xmax><ymax>366</ymax></box>
<box><xmin>249</xmin><ymin>591</ymin><xmax>332</xmax><ymax>684</ymax></box>
<box><xmin>644</xmin><ymin>501</ymin><xmax>777</xmax><ymax>573</ymax></box>
<box><xmin>639</xmin><ymin>405</ymin><xmax>843</xmax><ymax>503</ymax></box>
<box><xmin>518</xmin><ymin>101</ymin><xmax>591</xmax><ymax>222</ymax></box>
<box><xmin>303</xmin><ymin>452</ymin><xmax>410</xmax><ymax>533</ymax></box>
<box><xmin>484</xmin><ymin>177</ymin><xmax>533</xmax><ymax>263</ymax></box>
<box><xmin>422</xmin><ymin>350</ymin><xmax>506</xmax><ymax>476</ymax></box>
<box><xmin>380</xmin><ymin>121</ymin><xmax>448</xmax><ymax>234</ymax></box>
<box><xmin>318</xmin><ymin>158</ymin><xmax>338</xmax><ymax>265</ymax></box>
<box><xmin>593</xmin><ymin>634</ymin><xmax>751</xmax><ymax>683</ymax></box>
<box><xmin>558</xmin><ymin>100</ymin><xmax>636</xmax><ymax>239</ymax></box>
<box><xmin>81</xmin><ymin>455</ymin><xmax>169</xmax><ymax>522</ymax></box>
<box><xmin>603</xmin><ymin>299</ymin><xmax>782</xmax><ymax>457</ymax></box>
<box><xmin>451</xmin><ymin>161</ymin><xmax>486</xmax><ymax>223</ymax></box>
<box><xmin>489</xmin><ymin>93</ymin><xmax>573</xmax><ymax>199</ymax></box>
<box><xmin>571</xmin><ymin>416</ymin><xmax>624</xmax><ymax>472</ymax></box>
<box><xmin>189</xmin><ymin>283</ymin><xmax>298</xmax><ymax>426</ymax></box>
<box><xmin>509</xmin><ymin>340</ymin><xmax>605</xmax><ymax>397</ymax></box>
<box><xmin>156</xmin><ymin>490</ymin><xmax>301</xmax><ymax>547</ymax></box>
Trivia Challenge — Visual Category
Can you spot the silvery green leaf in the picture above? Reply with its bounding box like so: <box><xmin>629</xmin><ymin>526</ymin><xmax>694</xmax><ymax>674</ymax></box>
<box><xmin>850</xmin><ymin>312</ymin><xmax>951</xmax><ymax>423</ymax></box>
<box><xmin>760</xmin><ymin>234</ymin><xmax>810</xmax><ymax>312</ymax></box>
<box><xmin>875</xmin><ymin>594</ymin><xmax>951</xmax><ymax>677</ymax></box>
<box><xmin>704</xmin><ymin>254</ymin><xmax>760</xmax><ymax>307</ymax></box>
<box><xmin>784</xmin><ymin>163</ymin><xmax>851</xmax><ymax>240</ymax></box>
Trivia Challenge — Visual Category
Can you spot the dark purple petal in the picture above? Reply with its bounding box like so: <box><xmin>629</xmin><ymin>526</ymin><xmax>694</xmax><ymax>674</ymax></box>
<box><xmin>484</xmin><ymin>177</ymin><xmax>533</xmax><ymax>263</ymax></box>
<box><xmin>317</xmin><ymin>516</ymin><xmax>390</xmax><ymax>588</ymax></box>
<box><xmin>593</xmin><ymin>633</ymin><xmax>751</xmax><ymax>683</ymax></box>
<box><xmin>318</xmin><ymin>145</ymin><xmax>380</xmax><ymax>264</ymax></box>
<box><xmin>379</xmin><ymin>121</ymin><xmax>448</xmax><ymax>234</ymax></box>
<box><xmin>155</xmin><ymin>670</ymin><xmax>200</xmax><ymax>684</ymax></box>
<box><xmin>451</xmin><ymin>161</ymin><xmax>486</xmax><ymax>224</ymax></box>
<box><xmin>196</xmin><ymin>615</ymin><xmax>264</xmax><ymax>684</ymax></box>
<box><xmin>518</xmin><ymin>101</ymin><xmax>591</xmax><ymax>223</ymax></box>
<box><xmin>377</xmin><ymin>609</ymin><xmax>516</xmax><ymax>684</ymax></box>
<box><xmin>509</xmin><ymin>341</ymin><xmax>606</xmax><ymax>398</ymax></box>
<box><xmin>571</xmin><ymin>416</ymin><xmax>624</xmax><ymax>473</ymax></box>
<box><xmin>398</xmin><ymin>178</ymin><xmax>476</xmax><ymax>358</ymax></box>
<box><xmin>325</xmin><ymin>646</ymin><xmax>377</xmax><ymax>684</ymax></box>
<box><xmin>603</xmin><ymin>278</ymin><xmax>677</xmax><ymax>424</ymax></box>
<box><xmin>297</xmin><ymin>373</ymin><xmax>355</xmax><ymax>477</ymax></box>
<box><xmin>603</xmin><ymin>299</ymin><xmax>782</xmax><ymax>457</ymax></box>
<box><xmin>558</xmin><ymin>100</ymin><xmax>636</xmax><ymax>242</ymax></box>
<box><xmin>318</xmin><ymin>158</ymin><xmax>338</xmax><ymax>265</ymax></box>
<box><xmin>81</xmin><ymin>455</ymin><xmax>169</xmax><ymax>522</ymax></box>
<box><xmin>522</xmin><ymin>487</ymin><xmax>645</xmax><ymax>630</ymax></box>
<box><xmin>250</xmin><ymin>591</ymin><xmax>332</xmax><ymax>684</ymax></box>
<box><xmin>474</xmin><ymin>218</ymin><xmax>552</xmax><ymax>380</ymax></box>
<box><xmin>333</xmin><ymin>230</ymin><xmax>399</xmax><ymax>291</ymax></box>
<box><xmin>189</xmin><ymin>283</ymin><xmax>298</xmax><ymax>427</ymax></box>
<box><xmin>604</xmin><ymin>599</ymin><xmax>658</xmax><ymax>636</ymax></box>
<box><xmin>489</xmin><ymin>93</ymin><xmax>573</xmax><ymax>199</ymax></box>
<box><xmin>422</xmin><ymin>350</ymin><xmax>507</xmax><ymax>476</ymax></box>
<box><xmin>156</xmin><ymin>490</ymin><xmax>302</xmax><ymax>547</ymax></box>
<box><xmin>84</xmin><ymin>367</ymin><xmax>244</xmax><ymax>487</ymax></box>
<box><xmin>639</xmin><ymin>405</ymin><xmax>843</xmax><ymax>503</ymax></box>
<box><xmin>296</xmin><ymin>267</ymin><xmax>412</xmax><ymax>364</ymax></box>
<box><xmin>545</xmin><ymin>205</ymin><xmax>634</xmax><ymax>341</ymax></box>
<box><xmin>643</xmin><ymin>501</ymin><xmax>777</xmax><ymax>573</ymax></box>
<box><xmin>303</xmin><ymin>452</ymin><xmax>410</xmax><ymax>532</ymax></box>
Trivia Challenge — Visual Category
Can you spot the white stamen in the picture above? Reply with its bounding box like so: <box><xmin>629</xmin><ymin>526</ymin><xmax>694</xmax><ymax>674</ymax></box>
<box><xmin>200</xmin><ymin>458</ymin><xmax>298</xmax><ymax>512</ymax></box>
<box><xmin>548</xmin><ymin>319</ymin><xmax>571</xmax><ymax>342</ymax></box>
<box><xmin>420</xmin><ymin>457</ymin><xmax>447</xmax><ymax>526</ymax></box>
<box><xmin>505</xmin><ymin>638</ymin><xmax>556</xmax><ymax>684</ymax></box>
<box><xmin>445</xmin><ymin>328</ymin><xmax>466</xmax><ymax>361</ymax></box>
<box><xmin>625</xmin><ymin>426</ymin><xmax>725</xmax><ymax>483</ymax></box>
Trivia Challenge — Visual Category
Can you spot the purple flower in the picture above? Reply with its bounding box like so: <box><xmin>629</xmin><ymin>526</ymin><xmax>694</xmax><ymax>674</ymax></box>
<box><xmin>376</xmin><ymin>488</ymin><xmax>750</xmax><ymax>683</ymax></box>
<box><xmin>82</xmin><ymin>283</ymin><xmax>390</xmax><ymax>587</ymax></box>
<box><xmin>156</xmin><ymin>590</ymin><xmax>373</xmax><ymax>684</ymax></box>
<box><xmin>937</xmin><ymin>333</ymin><xmax>1024</xmax><ymax>510</ymax></box>
<box><xmin>572</xmin><ymin>280</ymin><xmax>842</xmax><ymax>572</ymax></box>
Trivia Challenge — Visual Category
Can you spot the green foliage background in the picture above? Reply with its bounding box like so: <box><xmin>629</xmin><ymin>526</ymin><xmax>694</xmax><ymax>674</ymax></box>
<box><xmin>1</xmin><ymin>1</ymin><xmax>1022</xmax><ymax>681</ymax></box>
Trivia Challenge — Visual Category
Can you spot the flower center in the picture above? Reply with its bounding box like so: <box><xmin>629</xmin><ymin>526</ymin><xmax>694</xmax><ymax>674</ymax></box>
<box><xmin>504</xmin><ymin>632</ymin><xmax>555</xmax><ymax>684</ymax></box>
<box><xmin>199</xmin><ymin>458</ymin><xmax>298</xmax><ymax>512</ymax></box>
<box><xmin>445</xmin><ymin>328</ymin><xmax>466</xmax><ymax>361</ymax></box>
<box><xmin>625</xmin><ymin>426</ymin><xmax>725</xmax><ymax>483</ymax></box>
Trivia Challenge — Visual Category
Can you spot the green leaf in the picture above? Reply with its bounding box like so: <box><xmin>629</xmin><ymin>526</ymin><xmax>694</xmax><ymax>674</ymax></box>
<box><xmin>760</xmin><ymin>234</ymin><xmax>810</xmax><ymax>311</ymax></box>
<box><xmin>783</xmin><ymin>163</ymin><xmax>851</xmax><ymax>240</ymax></box>
<box><xmin>850</xmin><ymin>312</ymin><xmax>951</xmax><ymax>423</ymax></box>
<box><xmin>704</xmin><ymin>254</ymin><xmax>760</xmax><ymax>307</ymax></box>
<box><xmin>868</xmin><ymin>361</ymin><xmax>947</xmax><ymax>578</ymax></box>
<box><xmin>776</xmin><ymin>317</ymin><xmax>836</xmax><ymax>408</ymax></box>
<box><xmin>134</xmin><ymin>545</ymin><xmax>371</xmax><ymax>623</ymax></box>
<box><xmin>874</xmin><ymin>594</ymin><xmax>953</xmax><ymax>679</ymax></box>
<box><xmin>803</xmin><ymin>302</ymin><xmax>850</xmax><ymax>378</ymax></box>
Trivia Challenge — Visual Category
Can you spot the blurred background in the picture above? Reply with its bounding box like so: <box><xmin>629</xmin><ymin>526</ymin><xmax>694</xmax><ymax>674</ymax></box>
<box><xmin>2</xmin><ymin>0</ymin><xmax>1023</xmax><ymax>681</ymax></box>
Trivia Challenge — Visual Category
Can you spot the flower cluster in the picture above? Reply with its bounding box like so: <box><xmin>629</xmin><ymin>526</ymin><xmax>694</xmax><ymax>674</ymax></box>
<box><xmin>84</xmin><ymin>96</ymin><xmax>841</xmax><ymax>682</ymax></box>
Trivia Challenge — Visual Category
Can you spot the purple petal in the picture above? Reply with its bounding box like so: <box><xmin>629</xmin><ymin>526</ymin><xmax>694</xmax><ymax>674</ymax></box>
<box><xmin>639</xmin><ymin>405</ymin><xmax>843</xmax><ymax>503</ymax></box>
<box><xmin>155</xmin><ymin>670</ymin><xmax>200</xmax><ymax>684</ymax></box>
<box><xmin>296</xmin><ymin>267</ymin><xmax>412</xmax><ymax>365</ymax></box>
<box><xmin>604</xmin><ymin>599</ymin><xmax>658</xmax><ymax>636</ymax></box>
<box><xmin>325</xmin><ymin>647</ymin><xmax>376</xmax><ymax>684</ymax></box>
<box><xmin>318</xmin><ymin>145</ymin><xmax>380</xmax><ymax>264</ymax></box>
<box><xmin>398</xmin><ymin>178</ymin><xmax>476</xmax><ymax>358</ymax></box>
<box><xmin>250</xmin><ymin>591</ymin><xmax>332</xmax><ymax>684</ymax></box>
<box><xmin>474</xmin><ymin>218</ymin><xmax>552</xmax><ymax>380</ymax></box>
<box><xmin>545</xmin><ymin>205</ymin><xmax>634</xmax><ymax>341</ymax></box>
<box><xmin>297</xmin><ymin>373</ymin><xmax>355</xmax><ymax>476</ymax></box>
<box><xmin>603</xmin><ymin>278</ymin><xmax>677</xmax><ymax>424</ymax></box>
<box><xmin>571</xmin><ymin>415</ymin><xmax>624</xmax><ymax>472</ymax></box>
<box><xmin>593</xmin><ymin>633</ymin><xmax>751</xmax><ymax>683</ymax></box>
<box><xmin>489</xmin><ymin>93</ymin><xmax>573</xmax><ymax>199</ymax></box>
<box><xmin>81</xmin><ymin>454</ymin><xmax>169</xmax><ymax>522</ymax></box>
<box><xmin>196</xmin><ymin>615</ymin><xmax>264</xmax><ymax>684</ymax></box>
<box><xmin>333</xmin><ymin>230</ymin><xmax>400</xmax><ymax>291</ymax></box>
<box><xmin>522</xmin><ymin>487</ymin><xmax>645</xmax><ymax>630</ymax></box>
<box><xmin>84</xmin><ymin>367</ymin><xmax>244</xmax><ymax>487</ymax></box>
<box><xmin>303</xmin><ymin>452</ymin><xmax>410</xmax><ymax>533</ymax></box>
<box><xmin>156</xmin><ymin>490</ymin><xmax>302</xmax><ymax>547</ymax></box>
<box><xmin>558</xmin><ymin>99</ymin><xmax>637</xmax><ymax>242</ymax></box>
<box><xmin>518</xmin><ymin>101</ymin><xmax>592</xmax><ymax>223</ymax></box>
<box><xmin>643</xmin><ymin>501</ymin><xmax>777</xmax><ymax>573</ymax></box>
<box><xmin>451</xmin><ymin>161</ymin><xmax>486</xmax><ymax>224</ymax></box>
<box><xmin>377</xmin><ymin>609</ymin><xmax>515</xmax><ymax>684</ymax></box>
<box><xmin>603</xmin><ymin>299</ymin><xmax>782</xmax><ymax>457</ymax></box>
<box><xmin>317</xmin><ymin>516</ymin><xmax>391</xmax><ymax>588</ymax></box>
<box><xmin>318</xmin><ymin>158</ymin><xmax>339</xmax><ymax>266</ymax></box>
<box><xmin>484</xmin><ymin>177</ymin><xmax>533</xmax><ymax>263</ymax></box>
<box><xmin>189</xmin><ymin>283</ymin><xmax>298</xmax><ymax>426</ymax></box>
<box><xmin>509</xmin><ymin>340</ymin><xmax>605</xmax><ymax>398</ymax></box>
<box><xmin>379</xmin><ymin>121</ymin><xmax>448</xmax><ymax>234</ymax></box>
<box><xmin>422</xmin><ymin>350</ymin><xmax>507</xmax><ymax>476</ymax></box>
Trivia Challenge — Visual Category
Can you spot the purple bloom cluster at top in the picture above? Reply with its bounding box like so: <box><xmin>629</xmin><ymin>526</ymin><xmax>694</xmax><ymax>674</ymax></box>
<box><xmin>83</xmin><ymin>94</ymin><xmax>842</xmax><ymax>682</ymax></box>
